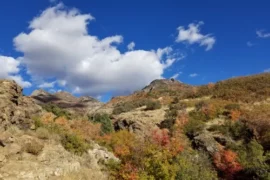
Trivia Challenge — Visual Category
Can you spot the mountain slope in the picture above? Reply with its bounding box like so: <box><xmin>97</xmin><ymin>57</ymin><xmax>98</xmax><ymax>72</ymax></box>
<box><xmin>31</xmin><ymin>89</ymin><xmax>103</xmax><ymax>115</ymax></box>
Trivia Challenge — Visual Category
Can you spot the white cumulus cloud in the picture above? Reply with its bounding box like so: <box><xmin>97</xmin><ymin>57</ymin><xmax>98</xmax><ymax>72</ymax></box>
<box><xmin>127</xmin><ymin>42</ymin><xmax>135</xmax><ymax>51</ymax></box>
<box><xmin>176</xmin><ymin>21</ymin><xmax>216</xmax><ymax>51</ymax></box>
<box><xmin>14</xmin><ymin>4</ymin><xmax>179</xmax><ymax>96</ymax></box>
<box><xmin>0</xmin><ymin>56</ymin><xmax>31</xmax><ymax>88</ymax></box>
<box><xmin>256</xmin><ymin>30</ymin><xmax>270</xmax><ymax>38</ymax></box>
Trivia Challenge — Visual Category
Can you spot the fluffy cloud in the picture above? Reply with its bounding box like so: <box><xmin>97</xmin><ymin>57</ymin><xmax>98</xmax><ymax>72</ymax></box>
<box><xmin>0</xmin><ymin>56</ymin><xmax>31</xmax><ymax>87</ymax></box>
<box><xmin>256</xmin><ymin>30</ymin><xmax>270</xmax><ymax>38</ymax></box>
<box><xmin>189</xmin><ymin>73</ymin><xmax>198</xmax><ymax>77</ymax></box>
<box><xmin>127</xmin><ymin>42</ymin><xmax>135</xmax><ymax>51</ymax></box>
<box><xmin>176</xmin><ymin>21</ymin><xmax>216</xmax><ymax>51</ymax></box>
<box><xmin>14</xmin><ymin>4</ymin><xmax>178</xmax><ymax>96</ymax></box>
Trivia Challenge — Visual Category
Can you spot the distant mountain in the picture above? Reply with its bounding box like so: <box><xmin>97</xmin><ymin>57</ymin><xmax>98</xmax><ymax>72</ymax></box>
<box><xmin>31</xmin><ymin>89</ymin><xmax>103</xmax><ymax>115</ymax></box>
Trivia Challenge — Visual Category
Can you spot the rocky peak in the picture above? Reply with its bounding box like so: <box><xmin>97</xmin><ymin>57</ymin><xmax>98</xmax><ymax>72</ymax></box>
<box><xmin>31</xmin><ymin>89</ymin><xmax>50</xmax><ymax>97</ymax></box>
<box><xmin>79</xmin><ymin>96</ymin><xmax>99</xmax><ymax>103</ymax></box>
<box><xmin>54</xmin><ymin>91</ymin><xmax>78</xmax><ymax>102</ymax></box>
<box><xmin>142</xmin><ymin>78</ymin><xmax>183</xmax><ymax>93</ymax></box>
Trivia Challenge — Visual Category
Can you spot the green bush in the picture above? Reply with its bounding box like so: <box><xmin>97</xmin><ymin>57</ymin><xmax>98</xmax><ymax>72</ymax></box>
<box><xmin>61</xmin><ymin>133</ymin><xmax>89</xmax><ymax>155</ymax></box>
<box><xmin>112</xmin><ymin>99</ymin><xmax>161</xmax><ymax>114</ymax></box>
<box><xmin>42</xmin><ymin>103</ymin><xmax>72</xmax><ymax>119</ymax></box>
<box><xmin>89</xmin><ymin>113</ymin><xmax>114</xmax><ymax>135</ymax></box>
<box><xmin>175</xmin><ymin>151</ymin><xmax>218</xmax><ymax>180</ymax></box>
<box><xmin>230</xmin><ymin>140</ymin><xmax>270</xmax><ymax>179</ymax></box>
<box><xmin>188</xmin><ymin>110</ymin><xmax>208</xmax><ymax>122</ymax></box>
<box><xmin>184</xmin><ymin>118</ymin><xmax>204</xmax><ymax>137</ymax></box>
<box><xmin>145</xmin><ymin>100</ymin><xmax>162</xmax><ymax>111</ymax></box>
<box><xmin>208</xmin><ymin>121</ymin><xmax>252</xmax><ymax>141</ymax></box>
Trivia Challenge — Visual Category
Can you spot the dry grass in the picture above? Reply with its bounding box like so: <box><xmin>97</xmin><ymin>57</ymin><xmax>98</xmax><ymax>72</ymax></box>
<box><xmin>36</xmin><ymin>127</ymin><xmax>50</xmax><ymax>140</ymax></box>
<box><xmin>56</xmin><ymin>168</ymin><xmax>107</xmax><ymax>180</ymax></box>
<box><xmin>24</xmin><ymin>140</ymin><xmax>44</xmax><ymax>155</ymax></box>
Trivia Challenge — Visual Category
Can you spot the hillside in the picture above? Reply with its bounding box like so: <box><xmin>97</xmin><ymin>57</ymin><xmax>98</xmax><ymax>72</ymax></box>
<box><xmin>31</xmin><ymin>89</ymin><xmax>103</xmax><ymax>116</ymax></box>
<box><xmin>96</xmin><ymin>73</ymin><xmax>270</xmax><ymax>179</ymax></box>
<box><xmin>0</xmin><ymin>80</ymin><xmax>116</xmax><ymax>179</ymax></box>
<box><xmin>1</xmin><ymin>73</ymin><xmax>270</xmax><ymax>180</ymax></box>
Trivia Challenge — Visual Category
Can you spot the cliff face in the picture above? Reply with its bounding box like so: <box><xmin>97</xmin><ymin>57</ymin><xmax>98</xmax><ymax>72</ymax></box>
<box><xmin>0</xmin><ymin>80</ymin><xmax>42</xmax><ymax>131</ymax></box>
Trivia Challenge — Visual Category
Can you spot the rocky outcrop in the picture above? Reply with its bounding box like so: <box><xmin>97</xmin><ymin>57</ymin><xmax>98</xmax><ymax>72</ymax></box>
<box><xmin>31</xmin><ymin>89</ymin><xmax>103</xmax><ymax>116</ymax></box>
<box><xmin>0</xmin><ymin>124</ymin><xmax>118</xmax><ymax>180</ymax></box>
<box><xmin>142</xmin><ymin>78</ymin><xmax>185</xmax><ymax>93</ymax></box>
<box><xmin>0</xmin><ymin>80</ymin><xmax>42</xmax><ymax>131</ymax></box>
<box><xmin>112</xmin><ymin>106</ymin><xmax>167</xmax><ymax>136</ymax></box>
<box><xmin>114</xmin><ymin>118</ymin><xmax>142</xmax><ymax>133</ymax></box>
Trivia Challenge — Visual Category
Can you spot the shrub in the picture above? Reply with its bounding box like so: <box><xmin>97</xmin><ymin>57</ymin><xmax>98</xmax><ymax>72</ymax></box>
<box><xmin>184</xmin><ymin>118</ymin><xmax>204</xmax><ymax>138</ymax></box>
<box><xmin>241</xmin><ymin>104</ymin><xmax>270</xmax><ymax>149</ymax></box>
<box><xmin>212</xmin><ymin>73</ymin><xmax>270</xmax><ymax>102</ymax></box>
<box><xmin>213</xmin><ymin>149</ymin><xmax>242</xmax><ymax>179</ymax></box>
<box><xmin>190</xmin><ymin>100</ymin><xmax>226</xmax><ymax>121</ymax></box>
<box><xmin>36</xmin><ymin>127</ymin><xmax>50</xmax><ymax>139</ymax></box>
<box><xmin>89</xmin><ymin>113</ymin><xmax>114</xmax><ymax>135</ymax></box>
<box><xmin>145</xmin><ymin>100</ymin><xmax>161</xmax><ymax>111</ymax></box>
<box><xmin>112</xmin><ymin>99</ymin><xmax>161</xmax><ymax>114</ymax></box>
<box><xmin>61</xmin><ymin>133</ymin><xmax>89</xmax><ymax>155</ymax></box>
<box><xmin>42</xmin><ymin>103</ymin><xmax>72</xmax><ymax>119</ymax></box>
<box><xmin>112</xmin><ymin>103</ymin><xmax>135</xmax><ymax>115</ymax></box>
<box><xmin>24</xmin><ymin>140</ymin><xmax>44</xmax><ymax>155</ymax></box>
<box><xmin>225</xmin><ymin>103</ymin><xmax>240</xmax><ymax>111</ymax></box>
<box><xmin>70</xmin><ymin>119</ymin><xmax>101</xmax><ymax>142</ymax></box>
<box><xmin>159</xmin><ymin>102</ymin><xmax>186</xmax><ymax>131</ymax></box>
<box><xmin>171</xmin><ymin>97</ymin><xmax>179</xmax><ymax>104</ymax></box>
<box><xmin>229</xmin><ymin>140</ymin><xmax>270</xmax><ymax>179</ymax></box>
<box><xmin>175</xmin><ymin>151</ymin><xmax>218</xmax><ymax>180</ymax></box>
<box><xmin>208</xmin><ymin>121</ymin><xmax>252</xmax><ymax>141</ymax></box>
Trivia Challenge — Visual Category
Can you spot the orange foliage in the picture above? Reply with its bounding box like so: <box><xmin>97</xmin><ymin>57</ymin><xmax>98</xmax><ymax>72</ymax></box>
<box><xmin>151</xmin><ymin>128</ymin><xmax>170</xmax><ymax>147</ymax></box>
<box><xmin>175</xmin><ymin>113</ymin><xmax>189</xmax><ymax>127</ymax></box>
<box><xmin>40</xmin><ymin>113</ymin><xmax>101</xmax><ymax>141</ymax></box>
<box><xmin>70</xmin><ymin>120</ymin><xmax>101</xmax><ymax>141</ymax></box>
<box><xmin>100</xmin><ymin>130</ymin><xmax>137</xmax><ymax>159</ymax></box>
<box><xmin>201</xmin><ymin>103</ymin><xmax>216</xmax><ymax>118</ymax></box>
<box><xmin>40</xmin><ymin>112</ymin><xmax>54</xmax><ymax>125</ymax></box>
<box><xmin>213</xmin><ymin>149</ymin><xmax>242</xmax><ymax>179</ymax></box>
<box><xmin>118</xmin><ymin>162</ymin><xmax>139</xmax><ymax>180</ymax></box>
<box><xmin>151</xmin><ymin>128</ymin><xmax>184</xmax><ymax>157</ymax></box>
<box><xmin>55</xmin><ymin>117</ymin><xmax>70</xmax><ymax>130</ymax></box>
<box><xmin>229</xmin><ymin>110</ymin><xmax>241</xmax><ymax>121</ymax></box>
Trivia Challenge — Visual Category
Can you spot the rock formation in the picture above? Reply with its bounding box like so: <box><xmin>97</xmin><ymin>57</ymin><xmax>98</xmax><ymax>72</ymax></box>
<box><xmin>0</xmin><ymin>80</ymin><xmax>42</xmax><ymax>131</ymax></box>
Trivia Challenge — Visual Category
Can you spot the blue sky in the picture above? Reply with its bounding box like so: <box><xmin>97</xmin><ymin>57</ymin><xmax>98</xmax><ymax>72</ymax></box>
<box><xmin>0</xmin><ymin>0</ymin><xmax>269</xmax><ymax>102</ymax></box>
